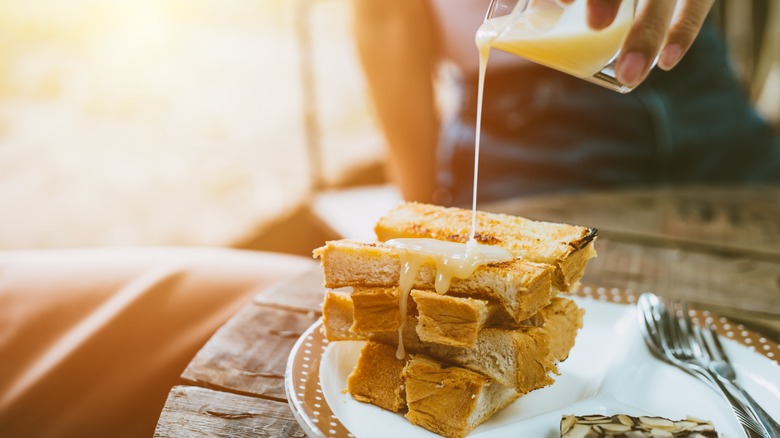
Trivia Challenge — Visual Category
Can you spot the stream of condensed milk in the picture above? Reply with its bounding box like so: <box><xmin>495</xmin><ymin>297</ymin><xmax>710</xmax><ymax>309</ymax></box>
<box><xmin>385</xmin><ymin>238</ymin><xmax>512</xmax><ymax>358</ymax></box>
<box><xmin>384</xmin><ymin>39</ymin><xmax>508</xmax><ymax>359</ymax></box>
<box><xmin>384</xmin><ymin>1</ymin><xmax>631</xmax><ymax>359</ymax></box>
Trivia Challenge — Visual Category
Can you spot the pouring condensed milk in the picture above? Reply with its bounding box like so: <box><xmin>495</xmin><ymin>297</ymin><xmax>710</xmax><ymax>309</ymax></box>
<box><xmin>385</xmin><ymin>143</ymin><xmax>513</xmax><ymax>358</ymax></box>
<box><xmin>478</xmin><ymin>0</ymin><xmax>639</xmax><ymax>92</ymax></box>
<box><xmin>384</xmin><ymin>0</ymin><xmax>638</xmax><ymax>360</ymax></box>
<box><xmin>385</xmin><ymin>238</ymin><xmax>513</xmax><ymax>359</ymax></box>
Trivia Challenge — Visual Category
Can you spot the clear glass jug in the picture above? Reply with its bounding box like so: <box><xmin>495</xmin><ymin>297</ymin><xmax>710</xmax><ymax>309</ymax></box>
<box><xmin>478</xmin><ymin>0</ymin><xmax>642</xmax><ymax>93</ymax></box>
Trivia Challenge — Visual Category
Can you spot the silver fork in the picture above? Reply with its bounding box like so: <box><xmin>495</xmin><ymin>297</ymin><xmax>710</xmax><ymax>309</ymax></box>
<box><xmin>671</xmin><ymin>300</ymin><xmax>776</xmax><ymax>437</ymax></box>
<box><xmin>698</xmin><ymin>321</ymin><xmax>780</xmax><ymax>437</ymax></box>
<box><xmin>663</xmin><ymin>298</ymin><xmax>766</xmax><ymax>437</ymax></box>
<box><xmin>637</xmin><ymin>293</ymin><xmax>767</xmax><ymax>438</ymax></box>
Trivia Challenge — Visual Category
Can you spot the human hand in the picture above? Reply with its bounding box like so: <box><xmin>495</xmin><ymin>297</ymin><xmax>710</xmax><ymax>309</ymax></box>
<box><xmin>560</xmin><ymin>0</ymin><xmax>715</xmax><ymax>87</ymax></box>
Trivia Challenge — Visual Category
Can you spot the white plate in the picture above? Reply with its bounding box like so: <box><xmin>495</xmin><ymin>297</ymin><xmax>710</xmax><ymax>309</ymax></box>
<box><xmin>288</xmin><ymin>296</ymin><xmax>780</xmax><ymax>437</ymax></box>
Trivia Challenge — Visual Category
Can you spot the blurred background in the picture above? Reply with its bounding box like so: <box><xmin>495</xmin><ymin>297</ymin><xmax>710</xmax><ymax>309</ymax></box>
<box><xmin>0</xmin><ymin>0</ymin><xmax>389</xmax><ymax>255</ymax></box>
<box><xmin>0</xmin><ymin>0</ymin><xmax>777</xmax><ymax>256</ymax></box>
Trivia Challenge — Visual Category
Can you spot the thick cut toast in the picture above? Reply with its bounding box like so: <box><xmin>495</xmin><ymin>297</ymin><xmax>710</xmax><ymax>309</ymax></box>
<box><xmin>373</xmin><ymin>202</ymin><xmax>597</xmax><ymax>293</ymax></box>
<box><xmin>314</xmin><ymin>240</ymin><xmax>553</xmax><ymax>324</ymax></box>
<box><xmin>350</xmin><ymin>287</ymin><xmax>408</xmax><ymax>334</ymax></box>
<box><xmin>348</xmin><ymin>286</ymin><xmax>505</xmax><ymax>348</ymax></box>
<box><xmin>333</xmin><ymin>286</ymin><xmax>585</xmax><ymax>352</ymax></box>
<box><xmin>348</xmin><ymin>286</ymin><xmax>533</xmax><ymax>348</ymax></box>
<box><xmin>414</xmin><ymin>294</ymin><xmax>584</xmax><ymax>358</ymax></box>
<box><xmin>321</xmin><ymin>291</ymin><xmax>559</xmax><ymax>393</ymax></box>
<box><xmin>346</xmin><ymin>341</ymin><xmax>407</xmax><ymax>412</ymax></box>
<box><xmin>536</xmin><ymin>297</ymin><xmax>585</xmax><ymax>361</ymax></box>
<box><xmin>321</xmin><ymin>202</ymin><xmax>591</xmax><ymax>437</ymax></box>
<box><xmin>345</xmin><ymin>342</ymin><xmax>522</xmax><ymax>438</ymax></box>
<box><xmin>321</xmin><ymin>290</ymin><xmax>356</xmax><ymax>341</ymax></box>
<box><xmin>412</xmin><ymin>289</ymin><xmax>494</xmax><ymax>348</ymax></box>
<box><xmin>349</xmin><ymin>286</ymin><xmax>496</xmax><ymax>346</ymax></box>
<box><xmin>403</xmin><ymin>355</ymin><xmax>521</xmax><ymax>438</ymax></box>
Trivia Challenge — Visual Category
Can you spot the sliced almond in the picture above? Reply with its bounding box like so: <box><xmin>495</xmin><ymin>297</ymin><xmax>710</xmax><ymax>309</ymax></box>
<box><xmin>563</xmin><ymin>424</ymin><xmax>592</xmax><ymax>438</ymax></box>
<box><xmin>640</xmin><ymin>416</ymin><xmax>676</xmax><ymax>429</ymax></box>
<box><xmin>650</xmin><ymin>428</ymin><xmax>674</xmax><ymax>437</ymax></box>
<box><xmin>598</xmin><ymin>423</ymin><xmax>632</xmax><ymax>432</ymax></box>
<box><xmin>560</xmin><ymin>415</ymin><xmax>576</xmax><ymax>434</ymax></box>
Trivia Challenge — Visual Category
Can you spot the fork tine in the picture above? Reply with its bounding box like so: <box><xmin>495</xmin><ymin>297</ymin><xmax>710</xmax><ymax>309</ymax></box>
<box><xmin>637</xmin><ymin>295</ymin><xmax>658</xmax><ymax>345</ymax></box>
<box><xmin>638</xmin><ymin>294</ymin><xmax>667</xmax><ymax>356</ymax></box>
<box><xmin>665</xmin><ymin>299</ymin><xmax>689</xmax><ymax>354</ymax></box>
<box><xmin>642</xmin><ymin>293</ymin><xmax>676</xmax><ymax>357</ymax></box>
<box><xmin>654</xmin><ymin>299</ymin><xmax>685</xmax><ymax>354</ymax></box>
<box><xmin>702</xmin><ymin>323</ymin><xmax>730</xmax><ymax>364</ymax></box>
<box><xmin>675</xmin><ymin>299</ymin><xmax>706</xmax><ymax>357</ymax></box>
<box><xmin>637</xmin><ymin>294</ymin><xmax>771</xmax><ymax>437</ymax></box>
<box><xmin>668</xmin><ymin>300</ymin><xmax>685</xmax><ymax>351</ymax></box>
<box><xmin>703</xmin><ymin>323</ymin><xmax>780</xmax><ymax>437</ymax></box>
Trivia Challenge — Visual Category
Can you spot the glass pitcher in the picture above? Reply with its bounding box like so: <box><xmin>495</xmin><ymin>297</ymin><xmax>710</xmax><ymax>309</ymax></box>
<box><xmin>478</xmin><ymin>0</ymin><xmax>644</xmax><ymax>93</ymax></box>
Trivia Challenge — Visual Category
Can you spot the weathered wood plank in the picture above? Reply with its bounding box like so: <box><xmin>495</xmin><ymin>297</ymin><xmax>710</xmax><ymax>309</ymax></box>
<box><xmin>254</xmin><ymin>267</ymin><xmax>325</xmax><ymax>314</ymax></box>
<box><xmin>181</xmin><ymin>304</ymin><xmax>320</xmax><ymax>400</ymax></box>
<box><xmin>154</xmin><ymin>385</ymin><xmax>305</xmax><ymax>438</ymax></box>
<box><xmin>582</xmin><ymin>238</ymin><xmax>780</xmax><ymax>317</ymax></box>
<box><xmin>579</xmin><ymin>236</ymin><xmax>780</xmax><ymax>344</ymax></box>
<box><xmin>487</xmin><ymin>186</ymin><xmax>780</xmax><ymax>258</ymax></box>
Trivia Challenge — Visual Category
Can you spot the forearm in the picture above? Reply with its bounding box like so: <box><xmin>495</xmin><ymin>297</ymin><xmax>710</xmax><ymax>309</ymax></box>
<box><xmin>353</xmin><ymin>0</ymin><xmax>440</xmax><ymax>203</ymax></box>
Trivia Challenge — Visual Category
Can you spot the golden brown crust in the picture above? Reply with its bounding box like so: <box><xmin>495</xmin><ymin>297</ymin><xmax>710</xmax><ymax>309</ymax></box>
<box><xmin>537</xmin><ymin>297</ymin><xmax>586</xmax><ymax>361</ymax></box>
<box><xmin>412</xmin><ymin>290</ymin><xmax>491</xmax><ymax>348</ymax></box>
<box><xmin>346</xmin><ymin>341</ymin><xmax>407</xmax><ymax>412</ymax></box>
<box><xmin>320</xmin><ymin>203</ymin><xmax>593</xmax><ymax>437</ymax></box>
<box><xmin>346</xmin><ymin>347</ymin><xmax>525</xmax><ymax>438</ymax></box>
<box><xmin>321</xmin><ymin>291</ymin><xmax>360</xmax><ymax>341</ymax></box>
<box><xmin>321</xmin><ymin>291</ymin><xmax>562</xmax><ymax>392</ymax></box>
<box><xmin>350</xmin><ymin>287</ymin><xmax>405</xmax><ymax>334</ymax></box>
<box><xmin>403</xmin><ymin>355</ymin><xmax>521</xmax><ymax>438</ymax></box>
<box><xmin>330</xmin><ymin>289</ymin><xmax>583</xmax><ymax>361</ymax></box>
<box><xmin>372</xmin><ymin>202</ymin><xmax>597</xmax><ymax>292</ymax></box>
<box><xmin>314</xmin><ymin>239</ymin><xmax>553</xmax><ymax>324</ymax></box>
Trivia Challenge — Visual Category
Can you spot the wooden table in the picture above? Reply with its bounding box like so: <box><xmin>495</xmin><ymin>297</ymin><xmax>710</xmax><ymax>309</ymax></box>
<box><xmin>153</xmin><ymin>185</ymin><xmax>780</xmax><ymax>437</ymax></box>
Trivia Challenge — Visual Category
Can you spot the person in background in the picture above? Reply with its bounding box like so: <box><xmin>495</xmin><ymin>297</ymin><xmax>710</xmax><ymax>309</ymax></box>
<box><xmin>354</xmin><ymin>0</ymin><xmax>780</xmax><ymax>206</ymax></box>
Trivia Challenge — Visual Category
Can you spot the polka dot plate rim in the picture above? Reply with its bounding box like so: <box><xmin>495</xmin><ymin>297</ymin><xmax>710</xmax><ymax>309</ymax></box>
<box><xmin>574</xmin><ymin>286</ymin><xmax>780</xmax><ymax>363</ymax></box>
<box><xmin>285</xmin><ymin>288</ymin><xmax>780</xmax><ymax>438</ymax></box>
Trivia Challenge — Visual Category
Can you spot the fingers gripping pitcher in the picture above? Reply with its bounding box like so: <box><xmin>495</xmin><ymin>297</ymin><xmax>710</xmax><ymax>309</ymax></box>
<box><xmin>478</xmin><ymin>0</ymin><xmax>639</xmax><ymax>93</ymax></box>
<box><xmin>467</xmin><ymin>0</ymin><xmax>643</xmax><ymax>236</ymax></box>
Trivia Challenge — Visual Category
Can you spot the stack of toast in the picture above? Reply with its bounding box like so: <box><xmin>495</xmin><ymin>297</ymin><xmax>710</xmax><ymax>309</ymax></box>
<box><xmin>314</xmin><ymin>202</ymin><xmax>598</xmax><ymax>438</ymax></box>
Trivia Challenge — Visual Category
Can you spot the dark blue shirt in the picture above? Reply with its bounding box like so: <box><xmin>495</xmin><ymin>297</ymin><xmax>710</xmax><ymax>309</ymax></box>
<box><xmin>438</xmin><ymin>22</ymin><xmax>780</xmax><ymax>206</ymax></box>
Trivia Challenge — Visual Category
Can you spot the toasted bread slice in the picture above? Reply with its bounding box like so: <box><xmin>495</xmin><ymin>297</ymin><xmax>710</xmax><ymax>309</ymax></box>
<box><xmin>345</xmin><ymin>342</ymin><xmax>523</xmax><ymax>438</ymax></box>
<box><xmin>412</xmin><ymin>289</ymin><xmax>494</xmax><ymax>348</ymax></box>
<box><xmin>346</xmin><ymin>341</ymin><xmax>407</xmax><ymax>412</ymax></box>
<box><xmin>326</xmin><ymin>289</ymin><xmax>584</xmax><ymax>354</ymax></box>
<box><xmin>314</xmin><ymin>240</ymin><xmax>553</xmax><ymax>324</ymax></box>
<box><xmin>321</xmin><ymin>291</ymin><xmax>557</xmax><ymax>393</ymax></box>
<box><xmin>420</xmin><ymin>325</ymin><xmax>556</xmax><ymax>394</ymax></box>
<box><xmin>537</xmin><ymin>297</ymin><xmax>585</xmax><ymax>361</ymax></box>
<box><xmin>346</xmin><ymin>287</ymin><xmax>576</xmax><ymax>350</ymax></box>
<box><xmin>349</xmin><ymin>287</ymin><xmax>501</xmax><ymax>348</ymax></box>
<box><xmin>321</xmin><ymin>290</ymin><xmax>357</xmax><ymax>341</ymax></box>
<box><xmin>373</xmin><ymin>202</ymin><xmax>597</xmax><ymax>293</ymax></box>
<box><xmin>323</xmin><ymin>291</ymin><xmax>583</xmax><ymax>362</ymax></box>
<box><xmin>403</xmin><ymin>355</ymin><xmax>521</xmax><ymax>438</ymax></box>
<box><xmin>323</xmin><ymin>290</ymin><xmax>397</xmax><ymax>342</ymax></box>
<box><xmin>350</xmin><ymin>287</ymin><xmax>406</xmax><ymax>334</ymax></box>
<box><xmin>415</xmin><ymin>291</ymin><xmax>584</xmax><ymax>355</ymax></box>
